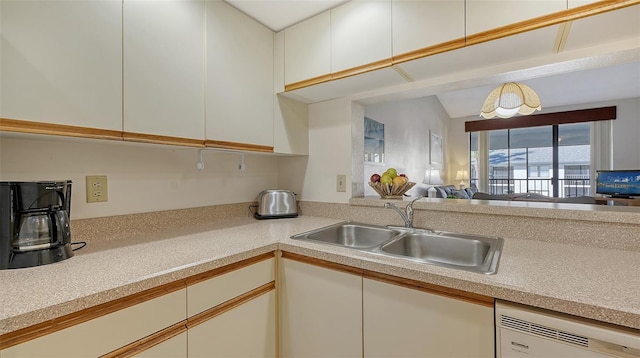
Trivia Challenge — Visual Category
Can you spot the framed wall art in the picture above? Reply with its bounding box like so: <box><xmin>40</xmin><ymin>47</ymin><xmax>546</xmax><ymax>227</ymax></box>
<box><xmin>430</xmin><ymin>131</ymin><xmax>443</xmax><ymax>168</ymax></box>
<box><xmin>364</xmin><ymin>117</ymin><xmax>385</xmax><ymax>163</ymax></box>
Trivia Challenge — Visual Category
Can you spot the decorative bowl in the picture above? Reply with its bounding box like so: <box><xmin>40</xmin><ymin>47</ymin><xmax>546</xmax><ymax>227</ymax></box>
<box><xmin>369</xmin><ymin>181</ymin><xmax>416</xmax><ymax>199</ymax></box>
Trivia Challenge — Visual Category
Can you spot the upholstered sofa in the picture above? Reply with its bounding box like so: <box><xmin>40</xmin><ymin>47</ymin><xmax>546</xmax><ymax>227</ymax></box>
<box><xmin>431</xmin><ymin>185</ymin><xmax>596</xmax><ymax>204</ymax></box>
<box><xmin>432</xmin><ymin>185</ymin><xmax>478</xmax><ymax>199</ymax></box>
<box><xmin>471</xmin><ymin>192</ymin><xmax>597</xmax><ymax>204</ymax></box>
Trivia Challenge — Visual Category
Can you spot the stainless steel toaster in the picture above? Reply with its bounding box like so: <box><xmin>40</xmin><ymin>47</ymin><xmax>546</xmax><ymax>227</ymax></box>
<box><xmin>255</xmin><ymin>190</ymin><xmax>298</xmax><ymax>219</ymax></box>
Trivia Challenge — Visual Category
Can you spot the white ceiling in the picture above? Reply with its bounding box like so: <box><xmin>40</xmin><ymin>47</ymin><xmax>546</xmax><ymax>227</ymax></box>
<box><xmin>224</xmin><ymin>0</ymin><xmax>348</xmax><ymax>32</ymax></box>
<box><xmin>436</xmin><ymin>60</ymin><xmax>640</xmax><ymax>118</ymax></box>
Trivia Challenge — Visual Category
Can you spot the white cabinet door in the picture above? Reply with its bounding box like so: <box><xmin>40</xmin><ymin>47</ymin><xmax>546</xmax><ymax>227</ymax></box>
<box><xmin>466</xmin><ymin>0</ymin><xmax>566</xmax><ymax>35</ymax></box>
<box><xmin>0</xmin><ymin>0</ymin><xmax>122</xmax><ymax>130</ymax></box>
<box><xmin>284</xmin><ymin>11</ymin><xmax>331</xmax><ymax>85</ymax></box>
<box><xmin>279</xmin><ymin>258</ymin><xmax>362</xmax><ymax>358</ymax></box>
<box><xmin>188</xmin><ymin>291</ymin><xmax>276</xmax><ymax>358</ymax></box>
<box><xmin>331</xmin><ymin>0</ymin><xmax>392</xmax><ymax>73</ymax></box>
<box><xmin>123</xmin><ymin>0</ymin><xmax>205</xmax><ymax>140</ymax></box>
<box><xmin>392</xmin><ymin>0</ymin><xmax>465</xmax><ymax>56</ymax></box>
<box><xmin>205</xmin><ymin>1</ymin><xmax>274</xmax><ymax>148</ymax></box>
<box><xmin>363</xmin><ymin>278</ymin><xmax>494</xmax><ymax>358</ymax></box>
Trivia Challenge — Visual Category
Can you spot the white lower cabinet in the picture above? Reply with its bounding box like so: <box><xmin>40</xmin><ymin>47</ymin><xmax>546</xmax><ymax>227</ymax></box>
<box><xmin>279</xmin><ymin>254</ymin><xmax>495</xmax><ymax>358</ymax></box>
<box><xmin>2</xmin><ymin>252</ymin><xmax>495</xmax><ymax>358</ymax></box>
<box><xmin>363</xmin><ymin>277</ymin><xmax>495</xmax><ymax>357</ymax></box>
<box><xmin>186</xmin><ymin>256</ymin><xmax>276</xmax><ymax>357</ymax></box>
<box><xmin>279</xmin><ymin>256</ymin><xmax>363</xmax><ymax>358</ymax></box>
<box><xmin>0</xmin><ymin>255</ymin><xmax>276</xmax><ymax>358</ymax></box>
<box><xmin>188</xmin><ymin>291</ymin><xmax>276</xmax><ymax>357</ymax></box>
<box><xmin>0</xmin><ymin>288</ymin><xmax>186</xmax><ymax>358</ymax></box>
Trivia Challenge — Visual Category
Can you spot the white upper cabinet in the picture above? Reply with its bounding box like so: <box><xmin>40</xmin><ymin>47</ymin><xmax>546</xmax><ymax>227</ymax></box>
<box><xmin>284</xmin><ymin>11</ymin><xmax>331</xmax><ymax>85</ymax></box>
<box><xmin>275</xmin><ymin>33</ymin><xmax>309</xmax><ymax>155</ymax></box>
<box><xmin>466</xmin><ymin>0</ymin><xmax>567</xmax><ymax>36</ymax></box>
<box><xmin>331</xmin><ymin>0</ymin><xmax>393</xmax><ymax>73</ymax></box>
<box><xmin>123</xmin><ymin>0</ymin><xmax>205</xmax><ymax>140</ymax></box>
<box><xmin>392</xmin><ymin>0</ymin><xmax>465</xmax><ymax>56</ymax></box>
<box><xmin>0</xmin><ymin>0</ymin><xmax>122</xmax><ymax>130</ymax></box>
<box><xmin>206</xmin><ymin>1</ymin><xmax>274</xmax><ymax>148</ymax></box>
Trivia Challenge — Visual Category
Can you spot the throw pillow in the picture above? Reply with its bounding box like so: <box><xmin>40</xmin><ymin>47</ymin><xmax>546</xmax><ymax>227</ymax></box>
<box><xmin>450</xmin><ymin>189</ymin><xmax>470</xmax><ymax>199</ymax></box>
<box><xmin>464</xmin><ymin>188</ymin><xmax>475</xmax><ymax>198</ymax></box>
<box><xmin>435</xmin><ymin>187</ymin><xmax>448</xmax><ymax>198</ymax></box>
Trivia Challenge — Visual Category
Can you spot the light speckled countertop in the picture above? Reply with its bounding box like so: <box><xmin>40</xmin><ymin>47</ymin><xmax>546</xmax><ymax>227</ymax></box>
<box><xmin>1</xmin><ymin>215</ymin><xmax>639</xmax><ymax>335</ymax></box>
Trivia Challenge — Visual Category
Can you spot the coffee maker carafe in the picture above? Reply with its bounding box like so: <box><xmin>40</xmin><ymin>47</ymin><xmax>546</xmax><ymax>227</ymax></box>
<box><xmin>1</xmin><ymin>181</ymin><xmax>74</xmax><ymax>269</ymax></box>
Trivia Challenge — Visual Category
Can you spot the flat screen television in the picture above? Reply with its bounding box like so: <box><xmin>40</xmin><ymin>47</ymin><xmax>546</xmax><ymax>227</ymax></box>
<box><xmin>596</xmin><ymin>170</ymin><xmax>640</xmax><ymax>198</ymax></box>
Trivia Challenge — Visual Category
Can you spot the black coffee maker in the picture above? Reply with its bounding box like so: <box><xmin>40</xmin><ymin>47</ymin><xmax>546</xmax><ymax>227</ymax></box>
<box><xmin>0</xmin><ymin>181</ymin><xmax>73</xmax><ymax>269</ymax></box>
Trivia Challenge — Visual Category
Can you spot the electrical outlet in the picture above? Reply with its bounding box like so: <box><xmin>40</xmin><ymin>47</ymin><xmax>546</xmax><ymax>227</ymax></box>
<box><xmin>337</xmin><ymin>174</ymin><xmax>346</xmax><ymax>192</ymax></box>
<box><xmin>86</xmin><ymin>175</ymin><xmax>108</xmax><ymax>203</ymax></box>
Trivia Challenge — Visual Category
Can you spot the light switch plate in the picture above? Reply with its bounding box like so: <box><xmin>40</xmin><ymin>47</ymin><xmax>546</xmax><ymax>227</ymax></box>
<box><xmin>337</xmin><ymin>174</ymin><xmax>346</xmax><ymax>192</ymax></box>
<box><xmin>86</xmin><ymin>175</ymin><xmax>108</xmax><ymax>203</ymax></box>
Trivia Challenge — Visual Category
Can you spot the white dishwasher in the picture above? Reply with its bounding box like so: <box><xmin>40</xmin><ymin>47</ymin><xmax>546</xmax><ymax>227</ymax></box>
<box><xmin>496</xmin><ymin>300</ymin><xmax>640</xmax><ymax>358</ymax></box>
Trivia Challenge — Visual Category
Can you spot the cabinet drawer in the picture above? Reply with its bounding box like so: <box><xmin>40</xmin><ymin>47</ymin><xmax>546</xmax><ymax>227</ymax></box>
<box><xmin>1</xmin><ymin>288</ymin><xmax>186</xmax><ymax>358</ymax></box>
<box><xmin>187</xmin><ymin>257</ymin><xmax>274</xmax><ymax>317</ymax></box>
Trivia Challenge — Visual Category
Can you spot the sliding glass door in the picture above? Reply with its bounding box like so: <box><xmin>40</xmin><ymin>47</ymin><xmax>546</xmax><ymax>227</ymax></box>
<box><xmin>557</xmin><ymin>123</ymin><xmax>591</xmax><ymax>197</ymax></box>
<box><xmin>470</xmin><ymin>123</ymin><xmax>591</xmax><ymax>198</ymax></box>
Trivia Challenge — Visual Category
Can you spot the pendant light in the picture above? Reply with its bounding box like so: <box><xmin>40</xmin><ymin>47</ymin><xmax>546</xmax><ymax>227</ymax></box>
<box><xmin>480</xmin><ymin>82</ymin><xmax>541</xmax><ymax>119</ymax></box>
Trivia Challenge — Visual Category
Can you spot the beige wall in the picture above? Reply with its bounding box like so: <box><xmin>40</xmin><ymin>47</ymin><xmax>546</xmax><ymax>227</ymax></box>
<box><xmin>0</xmin><ymin>134</ymin><xmax>279</xmax><ymax>219</ymax></box>
<box><xmin>287</xmin><ymin>97</ymin><xmax>354</xmax><ymax>203</ymax></box>
<box><xmin>363</xmin><ymin>96</ymin><xmax>449</xmax><ymax>197</ymax></box>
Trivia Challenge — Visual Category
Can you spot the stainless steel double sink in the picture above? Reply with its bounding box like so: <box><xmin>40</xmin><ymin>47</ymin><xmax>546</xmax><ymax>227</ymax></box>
<box><xmin>290</xmin><ymin>222</ymin><xmax>503</xmax><ymax>275</ymax></box>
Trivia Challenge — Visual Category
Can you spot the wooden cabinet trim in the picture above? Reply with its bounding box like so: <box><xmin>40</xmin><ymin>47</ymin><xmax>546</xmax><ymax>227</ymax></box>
<box><xmin>0</xmin><ymin>118</ymin><xmax>122</xmax><ymax>141</ymax></box>
<box><xmin>285</xmin><ymin>0</ymin><xmax>640</xmax><ymax>91</ymax></box>
<box><xmin>99</xmin><ymin>321</ymin><xmax>188</xmax><ymax>358</ymax></box>
<box><xmin>280</xmin><ymin>251</ymin><xmax>364</xmax><ymax>276</ymax></box>
<box><xmin>392</xmin><ymin>37</ymin><xmax>466</xmax><ymax>65</ymax></box>
<box><xmin>186</xmin><ymin>252</ymin><xmax>275</xmax><ymax>287</ymax></box>
<box><xmin>205</xmin><ymin>139</ymin><xmax>274</xmax><ymax>153</ymax></box>
<box><xmin>0</xmin><ymin>280</ymin><xmax>186</xmax><ymax>350</ymax></box>
<box><xmin>330</xmin><ymin>58</ymin><xmax>394</xmax><ymax>83</ymax></box>
<box><xmin>0</xmin><ymin>117</ymin><xmax>281</xmax><ymax>152</ymax></box>
<box><xmin>122</xmin><ymin>131</ymin><xmax>205</xmax><ymax>147</ymax></box>
<box><xmin>0</xmin><ymin>252</ymin><xmax>276</xmax><ymax>350</ymax></box>
<box><xmin>187</xmin><ymin>281</ymin><xmax>275</xmax><ymax>329</ymax></box>
<box><xmin>363</xmin><ymin>270</ymin><xmax>494</xmax><ymax>308</ymax></box>
<box><xmin>284</xmin><ymin>73</ymin><xmax>334</xmax><ymax>92</ymax></box>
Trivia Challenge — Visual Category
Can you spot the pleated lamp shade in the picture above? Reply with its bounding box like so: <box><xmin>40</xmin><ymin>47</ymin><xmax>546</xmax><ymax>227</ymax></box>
<box><xmin>480</xmin><ymin>82</ymin><xmax>542</xmax><ymax>119</ymax></box>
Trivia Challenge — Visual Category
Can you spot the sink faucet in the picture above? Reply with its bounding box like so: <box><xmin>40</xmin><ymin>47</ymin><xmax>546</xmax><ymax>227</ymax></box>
<box><xmin>384</xmin><ymin>197</ymin><xmax>421</xmax><ymax>228</ymax></box>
